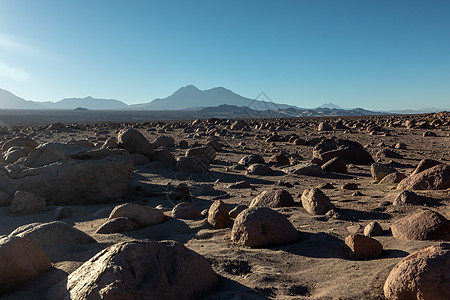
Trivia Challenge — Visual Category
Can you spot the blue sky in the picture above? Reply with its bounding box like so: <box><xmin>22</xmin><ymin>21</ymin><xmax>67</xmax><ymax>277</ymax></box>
<box><xmin>0</xmin><ymin>0</ymin><xmax>449</xmax><ymax>109</ymax></box>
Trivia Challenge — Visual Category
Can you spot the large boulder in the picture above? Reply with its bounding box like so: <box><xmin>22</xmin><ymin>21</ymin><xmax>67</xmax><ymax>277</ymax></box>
<box><xmin>0</xmin><ymin>236</ymin><xmax>51</xmax><ymax>294</ymax></box>
<box><xmin>10</xmin><ymin>191</ymin><xmax>47</xmax><ymax>215</ymax></box>
<box><xmin>153</xmin><ymin>135</ymin><xmax>175</xmax><ymax>148</ymax></box>
<box><xmin>9</xmin><ymin>221</ymin><xmax>96</xmax><ymax>250</ymax></box>
<box><xmin>48</xmin><ymin>240</ymin><xmax>218</xmax><ymax>300</ymax></box>
<box><xmin>118</xmin><ymin>128</ymin><xmax>154</xmax><ymax>158</ymax></box>
<box><xmin>410</xmin><ymin>158</ymin><xmax>442</xmax><ymax>176</ymax></box>
<box><xmin>249</xmin><ymin>189</ymin><xmax>295</xmax><ymax>209</ymax></box>
<box><xmin>345</xmin><ymin>234</ymin><xmax>383</xmax><ymax>260</ymax></box>
<box><xmin>282</xmin><ymin>162</ymin><xmax>323</xmax><ymax>176</ymax></box>
<box><xmin>397</xmin><ymin>164</ymin><xmax>450</xmax><ymax>190</ymax></box>
<box><xmin>208</xmin><ymin>200</ymin><xmax>231</xmax><ymax>228</ymax></box>
<box><xmin>1</xmin><ymin>137</ymin><xmax>38</xmax><ymax>154</ymax></box>
<box><xmin>185</xmin><ymin>145</ymin><xmax>216</xmax><ymax>165</ymax></box>
<box><xmin>238</xmin><ymin>154</ymin><xmax>265</xmax><ymax>166</ymax></box>
<box><xmin>313</xmin><ymin>138</ymin><xmax>374</xmax><ymax>165</ymax></box>
<box><xmin>175</xmin><ymin>156</ymin><xmax>208</xmax><ymax>173</ymax></box>
<box><xmin>390</xmin><ymin>210</ymin><xmax>450</xmax><ymax>241</ymax></box>
<box><xmin>2</xmin><ymin>148</ymin><xmax>134</xmax><ymax>205</ymax></box>
<box><xmin>21</xmin><ymin>142</ymin><xmax>94</xmax><ymax>168</ymax></box>
<box><xmin>301</xmin><ymin>188</ymin><xmax>334</xmax><ymax>215</ymax></box>
<box><xmin>231</xmin><ymin>207</ymin><xmax>300</xmax><ymax>247</ymax></box>
<box><xmin>371</xmin><ymin>163</ymin><xmax>397</xmax><ymax>182</ymax></box>
<box><xmin>321</xmin><ymin>157</ymin><xmax>347</xmax><ymax>173</ymax></box>
<box><xmin>108</xmin><ymin>203</ymin><xmax>165</xmax><ymax>227</ymax></box>
<box><xmin>384</xmin><ymin>243</ymin><xmax>450</xmax><ymax>300</ymax></box>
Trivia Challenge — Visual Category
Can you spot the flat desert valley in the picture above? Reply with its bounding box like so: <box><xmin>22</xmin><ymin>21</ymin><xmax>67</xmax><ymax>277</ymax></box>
<box><xmin>0</xmin><ymin>111</ymin><xmax>449</xmax><ymax>299</ymax></box>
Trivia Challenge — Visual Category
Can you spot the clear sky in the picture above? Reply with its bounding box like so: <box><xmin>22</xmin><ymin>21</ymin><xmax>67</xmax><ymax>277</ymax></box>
<box><xmin>0</xmin><ymin>0</ymin><xmax>449</xmax><ymax>110</ymax></box>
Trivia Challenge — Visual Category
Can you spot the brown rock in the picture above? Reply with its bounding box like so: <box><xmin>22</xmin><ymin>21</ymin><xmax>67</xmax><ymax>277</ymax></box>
<box><xmin>397</xmin><ymin>164</ymin><xmax>450</xmax><ymax>190</ymax></box>
<box><xmin>118</xmin><ymin>128</ymin><xmax>154</xmax><ymax>158</ymax></box>
<box><xmin>246</xmin><ymin>163</ymin><xmax>273</xmax><ymax>175</ymax></box>
<box><xmin>172</xmin><ymin>202</ymin><xmax>203</xmax><ymax>219</ymax></box>
<box><xmin>378</xmin><ymin>172</ymin><xmax>407</xmax><ymax>184</ymax></box>
<box><xmin>231</xmin><ymin>207</ymin><xmax>300</xmax><ymax>247</ymax></box>
<box><xmin>175</xmin><ymin>156</ymin><xmax>208</xmax><ymax>173</ymax></box>
<box><xmin>238</xmin><ymin>154</ymin><xmax>265</xmax><ymax>166</ymax></box>
<box><xmin>1</xmin><ymin>137</ymin><xmax>38</xmax><ymax>154</ymax></box>
<box><xmin>393</xmin><ymin>190</ymin><xmax>418</xmax><ymax>206</ymax></box>
<box><xmin>0</xmin><ymin>237</ymin><xmax>51</xmax><ymax>294</ymax></box>
<box><xmin>185</xmin><ymin>145</ymin><xmax>216</xmax><ymax>164</ymax></box>
<box><xmin>10</xmin><ymin>191</ymin><xmax>46</xmax><ymax>215</ymax></box>
<box><xmin>321</xmin><ymin>157</ymin><xmax>348</xmax><ymax>173</ymax></box>
<box><xmin>364</xmin><ymin>221</ymin><xmax>383</xmax><ymax>237</ymax></box>
<box><xmin>390</xmin><ymin>210</ymin><xmax>450</xmax><ymax>240</ymax></box>
<box><xmin>208</xmin><ymin>200</ymin><xmax>231</xmax><ymax>228</ymax></box>
<box><xmin>229</xmin><ymin>205</ymin><xmax>248</xmax><ymax>218</ymax></box>
<box><xmin>268</xmin><ymin>151</ymin><xmax>290</xmax><ymax>166</ymax></box>
<box><xmin>313</xmin><ymin>138</ymin><xmax>374</xmax><ymax>165</ymax></box>
<box><xmin>410</xmin><ymin>158</ymin><xmax>441</xmax><ymax>176</ymax></box>
<box><xmin>376</xmin><ymin>148</ymin><xmax>403</xmax><ymax>159</ymax></box>
<box><xmin>250</xmin><ymin>189</ymin><xmax>295</xmax><ymax>209</ymax></box>
<box><xmin>96</xmin><ymin>217</ymin><xmax>142</xmax><ymax>234</ymax></box>
<box><xmin>345</xmin><ymin>234</ymin><xmax>383</xmax><ymax>260</ymax></box>
<box><xmin>384</xmin><ymin>243</ymin><xmax>450</xmax><ymax>300</ymax></box>
<box><xmin>371</xmin><ymin>163</ymin><xmax>397</xmax><ymax>182</ymax></box>
<box><xmin>108</xmin><ymin>203</ymin><xmax>165</xmax><ymax>227</ymax></box>
<box><xmin>301</xmin><ymin>188</ymin><xmax>334</xmax><ymax>215</ymax></box>
<box><xmin>48</xmin><ymin>240</ymin><xmax>218</xmax><ymax>300</ymax></box>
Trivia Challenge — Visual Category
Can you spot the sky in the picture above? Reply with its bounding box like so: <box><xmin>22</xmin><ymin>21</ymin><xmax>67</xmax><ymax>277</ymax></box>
<box><xmin>0</xmin><ymin>0</ymin><xmax>449</xmax><ymax>110</ymax></box>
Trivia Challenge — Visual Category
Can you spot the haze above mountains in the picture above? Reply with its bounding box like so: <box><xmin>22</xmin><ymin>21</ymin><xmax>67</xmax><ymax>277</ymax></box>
<box><xmin>0</xmin><ymin>85</ymin><xmax>446</xmax><ymax>115</ymax></box>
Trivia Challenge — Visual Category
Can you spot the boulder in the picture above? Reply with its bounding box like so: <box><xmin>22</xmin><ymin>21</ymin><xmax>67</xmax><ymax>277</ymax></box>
<box><xmin>313</xmin><ymin>138</ymin><xmax>374</xmax><ymax>165</ymax></box>
<box><xmin>10</xmin><ymin>149</ymin><xmax>134</xmax><ymax>205</ymax></box>
<box><xmin>268</xmin><ymin>152</ymin><xmax>290</xmax><ymax>166</ymax></box>
<box><xmin>153</xmin><ymin>149</ymin><xmax>177</xmax><ymax>165</ymax></box>
<box><xmin>185</xmin><ymin>145</ymin><xmax>216</xmax><ymax>164</ymax></box>
<box><xmin>249</xmin><ymin>189</ymin><xmax>295</xmax><ymax>209</ymax></box>
<box><xmin>130</xmin><ymin>153</ymin><xmax>149</xmax><ymax>165</ymax></box>
<box><xmin>175</xmin><ymin>157</ymin><xmax>208</xmax><ymax>173</ymax></box>
<box><xmin>53</xmin><ymin>206</ymin><xmax>72</xmax><ymax>219</ymax></box>
<box><xmin>318</xmin><ymin>121</ymin><xmax>333</xmax><ymax>132</ymax></box>
<box><xmin>118</xmin><ymin>128</ymin><xmax>154</xmax><ymax>158</ymax></box>
<box><xmin>21</xmin><ymin>142</ymin><xmax>93</xmax><ymax>168</ymax></box>
<box><xmin>0</xmin><ymin>237</ymin><xmax>51</xmax><ymax>294</ymax></box>
<box><xmin>301</xmin><ymin>188</ymin><xmax>334</xmax><ymax>215</ymax></box>
<box><xmin>1</xmin><ymin>137</ymin><xmax>38</xmax><ymax>154</ymax></box>
<box><xmin>397</xmin><ymin>164</ymin><xmax>450</xmax><ymax>190</ymax></box>
<box><xmin>345</xmin><ymin>234</ymin><xmax>383</xmax><ymax>260</ymax></box>
<box><xmin>9</xmin><ymin>221</ymin><xmax>97</xmax><ymax>250</ymax></box>
<box><xmin>238</xmin><ymin>154</ymin><xmax>265</xmax><ymax>166</ymax></box>
<box><xmin>172</xmin><ymin>203</ymin><xmax>203</xmax><ymax>219</ymax></box>
<box><xmin>384</xmin><ymin>243</ymin><xmax>450</xmax><ymax>300</ymax></box>
<box><xmin>371</xmin><ymin>163</ymin><xmax>397</xmax><ymax>182</ymax></box>
<box><xmin>246</xmin><ymin>163</ymin><xmax>273</xmax><ymax>175</ymax></box>
<box><xmin>48</xmin><ymin>240</ymin><xmax>218</xmax><ymax>300</ymax></box>
<box><xmin>96</xmin><ymin>217</ymin><xmax>142</xmax><ymax>234</ymax></box>
<box><xmin>207</xmin><ymin>200</ymin><xmax>231</xmax><ymax>228</ymax></box>
<box><xmin>229</xmin><ymin>205</ymin><xmax>248</xmax><ymax>218</ymax></box>
<box><xmin>153</xmin><ymin>135</ymin><xmax>175</xmax><ymax>148</ymax></box>
<box><xmin>364</xmin><ymin>221</ymin><xmax>383</xmax><ymax>237</ymax></box>
<box><xmin>321</xmin><ymin>157</ymin><xmax>347</xmax><ymax>173</ymax></box>
<box><xmin>109</xmin><ymin>203</ymin><xmax>165</xmax><ymax>227</ymax></box>
<box><xmin>390</xmin><ymin>210</ymin><xmax>450</xmax><ymax>241</ymax></box>
<box><xmin>410</xmin><ymin>159</ymin><xmax>441</xmax><ymax>176</ymax></box>
<box><xmin>376</xmin><ymin>149</ymin><xmax>403</xmax><ymax>159</ymax></box>
<box><xmin>3</xmin><ymin>147</ymin><xmax>29</xmax><ymax>164</ymax></box>
<box><xmin>231</xmin><ymin>207</ymin><xmax>300</xmax><ymax>247</ymax></box>
<box><xmin>282</xmin><ymin>162</ymin><xmax>323</xmax><ymax>176</ymax></box>
<box><xmin>378</xmin><ymin>172</ymin><xmax>407</xmax><ymax>184</ymax></box>
<box><xmin>10</xmin><ymin>191</ymin><xmax>46</xmax><ymax>215</ymax></box>
<box><xmin>393</xmin><ymin>190</ymin><xmax>418</xmax><ymax>206</ymax></box>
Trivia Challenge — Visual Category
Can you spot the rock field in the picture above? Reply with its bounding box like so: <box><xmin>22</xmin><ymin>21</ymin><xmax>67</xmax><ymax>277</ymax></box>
<box><xmin>0</xmin><ymin>112</ymin><xmax>449</xmax><ymax>299</ymax></box>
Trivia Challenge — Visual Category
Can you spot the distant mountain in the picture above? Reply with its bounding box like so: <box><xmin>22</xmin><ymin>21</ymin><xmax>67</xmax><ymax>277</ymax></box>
<box><xmin>318</xmin><ymin>103</ymin><xmax>343</xmax><ymax>109</ymax></box>
<box><xmin>384</xmin><ymin>108</ymin><xmax>447</xmax><ymax>114</ymax></box>
<box><xmin>0</xmin><ymin>88</ymin><xmax>43</xmax><ymax>109</ymax></box>
<box><xmin>128</xmin><ymin>85</ymin><xmax>297</xmax><ymax>111</ymax></box>
<box><xmin>41</xmin><ymin>96</ymin><xmax>127</xmax><ymax>110</ymax></box>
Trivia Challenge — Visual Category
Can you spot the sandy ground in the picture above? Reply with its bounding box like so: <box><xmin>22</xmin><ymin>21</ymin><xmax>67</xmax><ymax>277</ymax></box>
<box><xmin>0</xmin><ymin>113</ymin><xmax>449</xmax><ymax>299</ymax></box>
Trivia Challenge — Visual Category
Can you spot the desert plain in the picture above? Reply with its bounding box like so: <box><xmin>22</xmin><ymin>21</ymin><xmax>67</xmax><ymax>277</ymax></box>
<box><xmin>0</xmin><ymin>111</ymin><xmax>449</xmax><ymax>299</ymax></box>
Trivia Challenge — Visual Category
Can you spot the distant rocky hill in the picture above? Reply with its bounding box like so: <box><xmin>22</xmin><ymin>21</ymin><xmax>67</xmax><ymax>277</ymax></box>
<box><xmin>0</xmin><ymin>88</ymin><xmax>43</xmax><ymax>109</ymax></box>
<box><xmin>128</xmin><ymin>85</ymin><xmax>296</xmax><ymax>110</ymax></box>
<box><xmin>40</xmin><ymin>96</ymin><xmax>127</xmax><ymax>110</ymax></box>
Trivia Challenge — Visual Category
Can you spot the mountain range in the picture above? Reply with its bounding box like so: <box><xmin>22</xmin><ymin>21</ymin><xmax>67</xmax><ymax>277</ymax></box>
<box><xmin>0</xmin><ymin>86</ymin><xmax>447</xmax><ymax>116</ymax></box>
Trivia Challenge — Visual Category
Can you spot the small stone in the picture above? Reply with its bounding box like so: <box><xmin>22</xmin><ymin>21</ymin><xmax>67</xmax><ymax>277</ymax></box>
<box><xmin>53</xmin><ymin>206</ymin><xmax>72</xmax><ymax>219</ymax></box>
<box><xmin>364</xmin><ymin>221</ymin><xmax>383</xmax><ymax>237</ymax></box>
<box><xmin>207</xmin><ymin>200</ymin><xmax>231</xmax><ymax>228</ymax></box>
